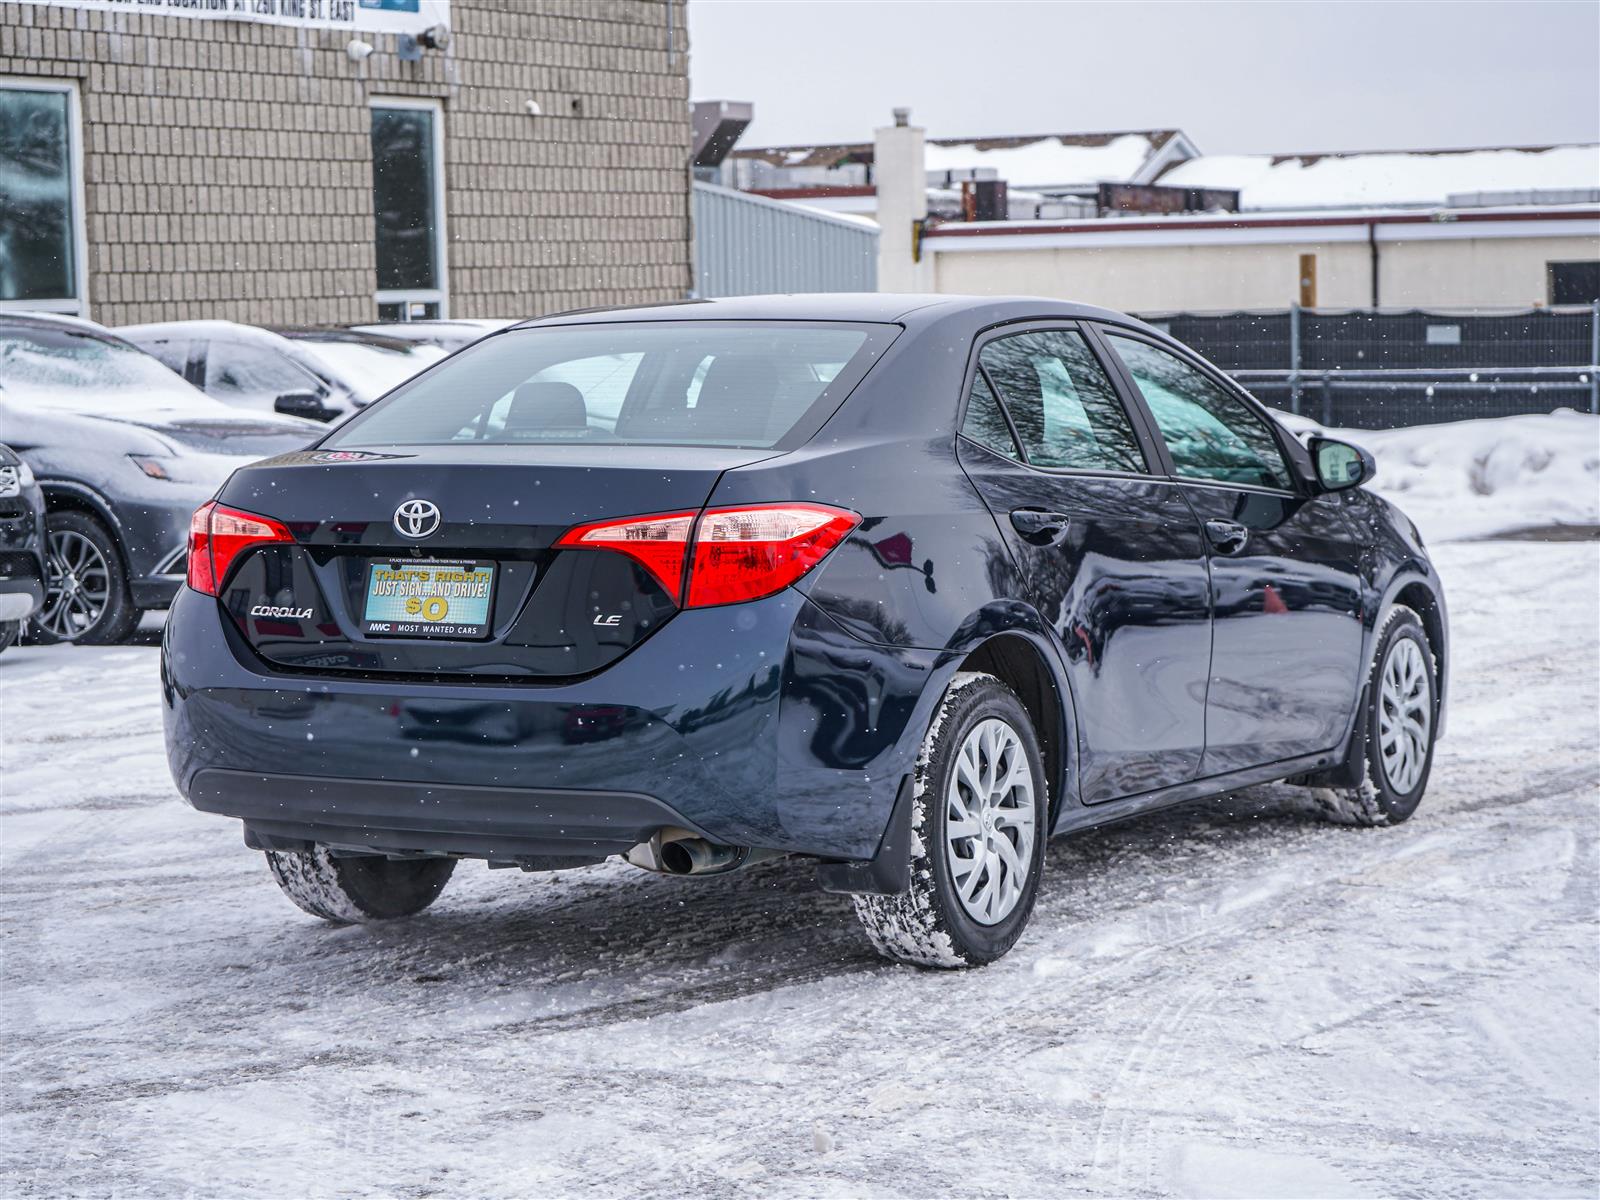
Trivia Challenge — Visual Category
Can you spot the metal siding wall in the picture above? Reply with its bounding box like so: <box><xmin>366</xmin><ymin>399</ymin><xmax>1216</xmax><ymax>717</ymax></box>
<box><xmin>693</xmin><ymin>183</ymin><xmax>877</xmax><ymax>297</ymax></box>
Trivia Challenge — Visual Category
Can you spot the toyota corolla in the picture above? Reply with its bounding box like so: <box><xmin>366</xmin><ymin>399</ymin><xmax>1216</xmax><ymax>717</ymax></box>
<box><xmin>161</xmin><ymin>295</ymin><xmax>1448</xmax><ymax>967</ymax></box>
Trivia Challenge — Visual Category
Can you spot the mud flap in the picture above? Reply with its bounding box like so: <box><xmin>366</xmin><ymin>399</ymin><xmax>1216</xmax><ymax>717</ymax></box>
<box><xmin>1291</xmin><ymin>681</ymin><xmax>1370</xmax><ymax>789</ymax></box>
<box><xmin>815</xmin><ymin>773</ymin><xmax>912</xmax><ymax>896</ymax></box>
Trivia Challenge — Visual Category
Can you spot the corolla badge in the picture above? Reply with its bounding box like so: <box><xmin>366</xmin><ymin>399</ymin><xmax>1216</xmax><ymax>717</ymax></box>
<box><xmin>394</xmin><ymin>499</ymin><xmax>442</xmax><ymax>539</ymax></box>
<box><xmin>250</xmin><ymin>604</ymin><xmax>313</xmax><ymax>619</ymax></box>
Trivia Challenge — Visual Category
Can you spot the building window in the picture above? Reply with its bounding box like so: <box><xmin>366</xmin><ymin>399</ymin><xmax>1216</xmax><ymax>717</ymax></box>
<box><xmin>1548</xmin><ymin>261</ymin><xmax>1599</xmax><ymax>306</ymax></box>
<box><xmin>370</xmin><ymin>99</ymin><xmax>447</xmax><ymax>322</ymax></box>
<box><xmin>0</xmin><ymin>80</ymin><xmax>86</xmax><ymax>315</ymax></box>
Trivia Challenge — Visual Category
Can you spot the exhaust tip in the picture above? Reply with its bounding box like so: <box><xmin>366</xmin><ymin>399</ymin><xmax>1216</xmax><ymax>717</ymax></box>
<box><xmin>659</xmin><ymin>840</ymin><xmax>696</xmax><ymax>875</ymax></box>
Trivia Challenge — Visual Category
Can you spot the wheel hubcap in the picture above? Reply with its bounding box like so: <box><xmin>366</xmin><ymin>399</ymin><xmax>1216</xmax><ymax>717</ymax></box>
<box><xmin>40</xmin><ymin>529</ymin><xmax>110</xmax><ymax>640</ymax></box>
<box><xmin>945</xmin><ymin>718</ymin><xmax>1036</xmax><ymax>926</ymax></box>
<box><xmin>1378</xmin><ymin>637</ymin><xmax>1431</xmax><ymax>794</ymax></box>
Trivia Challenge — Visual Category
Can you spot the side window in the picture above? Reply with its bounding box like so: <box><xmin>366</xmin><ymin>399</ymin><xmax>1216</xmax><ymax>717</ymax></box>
<box><xmin>140</xmin><ymin>338</ymin><xmax>190</xmax><ymax>378</ymax></box>
<box><xmin>1106</xmin><ymin>334</ymin><xmax>1293</xmax><ymax>491</ymax></box>
<box><xmin>205</xmin><ymin>342</ymin><xmax>322</xmax><ymax>403</ymax></box>
<box><xmin>977</xmin><ymin>329</ymin><xmax>1146</xmax><ymax>473</ymax></box>
<box><xmin>960</xmin><ymin>371</ymin><xmax>1021</xmax><ymax>460</ymax></box>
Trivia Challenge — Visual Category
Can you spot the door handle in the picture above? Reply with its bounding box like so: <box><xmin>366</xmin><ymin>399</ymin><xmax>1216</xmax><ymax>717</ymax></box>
<box><xmin>1204</xmin><ymin>519</ymin><xmax>1251</xmax><ymax>555</ymax></box>
<box><xmin>1010</xmin><ymin>509</ymin><xmax>1072</xmax><ymax>541</ymax></box>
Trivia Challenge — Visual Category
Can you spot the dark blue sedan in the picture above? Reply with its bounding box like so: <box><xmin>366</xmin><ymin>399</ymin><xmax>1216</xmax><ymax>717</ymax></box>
<box><xmin>161</xmin><ymin>295</ymin><xmax>1448</xmax><ymax>967</ymax></box>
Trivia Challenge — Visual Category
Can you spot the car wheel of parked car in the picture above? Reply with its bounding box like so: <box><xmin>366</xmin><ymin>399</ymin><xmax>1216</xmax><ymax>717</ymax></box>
<box><xmin>0</xmin><ymin>621</ymin><xmax>18</xmax><ymax>655</ymax></box>
<box><xmin>1308</xmin><ymin>606</ymin><xmax>1436</xmax><ymax>827</ymax></box>
<box><xmin>29</xmin><ymin>511</ymin><xmax>140</xmax><ymax>646</ymax></box>
<box><xmin>264</xmin><ymin>846</ymin><xmax>456</xmax><ymax>923</ymax></box>
<box><xmin>853</xmin><ymin>672</ymin><xmax>1048</xmax><ymax>968</ymax></box>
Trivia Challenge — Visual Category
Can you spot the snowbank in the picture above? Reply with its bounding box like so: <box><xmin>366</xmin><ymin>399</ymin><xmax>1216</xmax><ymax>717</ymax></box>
<box><xmin>1280</xmin><ymin>409</ymin><xmax>1600</xmax><ymax>542</ymax></box>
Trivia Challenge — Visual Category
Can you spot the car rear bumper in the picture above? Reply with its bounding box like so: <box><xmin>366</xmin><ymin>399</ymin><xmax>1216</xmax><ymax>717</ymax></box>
<box><xmin>162</xmin><ymin>584</ymin><xmax>945</xmax><ymax>863</ymax></box>
<box><xmin>190</xmin><ymin>769</ymin><xmax>714</xmax><ymax>861</ymax></box>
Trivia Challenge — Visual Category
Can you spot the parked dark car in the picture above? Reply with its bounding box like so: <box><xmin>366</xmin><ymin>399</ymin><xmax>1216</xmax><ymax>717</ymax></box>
<box><xmin>0</xmin><ymin>314</ymin><xmax>320</xmax><ymax>644</ymax></box>
<box><xmin>161</xmin><ymin>295</ymin><xmax>1448</xmax><ymax>967</ymax></box>
<box><xmin>0</xmin><ymin>442</ymin><xmax>47</xmax><ymax>654</ymax></box>
<box><xmin>119</xmin><ymin>321</ymin><xmax>445</xmax><ymax>422</ymax></box>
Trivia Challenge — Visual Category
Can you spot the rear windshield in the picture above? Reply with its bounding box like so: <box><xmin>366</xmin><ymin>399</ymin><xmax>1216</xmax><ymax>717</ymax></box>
<box><xmin>323</xmin><ymin>320</ymin><xmax>895</xmax><ymax>450</ymax></box>
<box><xmin>0</xmin><ymin>326</ymin><xmax>190</xmax><ymax>402</ymax></box>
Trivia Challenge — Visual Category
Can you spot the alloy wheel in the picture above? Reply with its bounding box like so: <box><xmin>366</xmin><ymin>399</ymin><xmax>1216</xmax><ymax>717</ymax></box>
<box><xmin>1378</xmin><ymin>637</ymin><xmax>1431</xmax><ymax>794</ymax></box>
<box><xmin>39</xmin><ymin>528</ymin><xmax>112</xmax><ymax>641</ymax></box>
<box><xmin>945</xmin><ymin>717</ymin><xmax>1037</xmax><ymax>926</ymax></box>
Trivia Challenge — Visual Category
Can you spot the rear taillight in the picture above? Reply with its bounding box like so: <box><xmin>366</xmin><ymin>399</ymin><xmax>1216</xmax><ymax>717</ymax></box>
<box><xmin>187</xmin><ymin>501</ymin><xmax>295</xmax><ymax>596</ymax></box>
<box><xmin>555</xmin><ymin>511</ymin><xmax>698</xmax><ymax>604</ymax></box>
<box><xmin>687</xmin><ymin>504</ymin><xmax>860</xmax><ymax>607</ymax></box>
<box><xmin>556</xmin><ymin>503</ymin><xmax>860</xmax><ymax>609</ymax></box>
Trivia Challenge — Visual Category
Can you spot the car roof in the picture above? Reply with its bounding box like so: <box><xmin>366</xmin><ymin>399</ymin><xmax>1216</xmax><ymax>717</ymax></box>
<box><xmin>1</xmin><ymin>311</ymin><xmax>138</xmax><ymax>348</ymax></box>
<box><xmin>269</xmin><ymin>326</ymin><xmax>419</xmax><ymax>352</ymax></box>
<box><xmin>118</xmin><ymin>319</ymin><xmax>417</xmax><ymax>356</ymax></box>
<box><xmin>515</xmin><ymin>293</ymin><xmax>1165</xmax><ymax>336</ymax></box>
<box><xmin>119</xmin><ymin>319</ymin><xmax>286</xmax><ymax>344</ymax></box>
<box><xmin>351</xmin><ymin>319</ymin><xmax>513</xmax><ymax>332</ymax></box>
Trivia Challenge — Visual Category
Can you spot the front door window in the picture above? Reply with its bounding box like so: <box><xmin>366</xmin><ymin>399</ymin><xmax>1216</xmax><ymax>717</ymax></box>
<box><xmin>1106</xmin><ymin>334</ymin><xmax>1292</xmax><ymax>491</ymax></box>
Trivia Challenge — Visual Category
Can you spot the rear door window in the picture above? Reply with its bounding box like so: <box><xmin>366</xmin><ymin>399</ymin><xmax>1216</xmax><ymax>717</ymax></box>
<box><xmin>325</xmin><ymin>321</ymin><xmax>896</xmax><ymax>450</ymax></box>
<box><xmin>139</xmin><ymin>338</ymin><xmax>191</xmax><ymax>379</ymax></box>
<box><xmin>977</xmin><ymin>329</ymin><xmax>1146</xmax><ymax>473</ymax></box>
<box><xmin>959</xmin><ymin>371</ymin><xmax>1022</xmax><ymax>460</ymax></box>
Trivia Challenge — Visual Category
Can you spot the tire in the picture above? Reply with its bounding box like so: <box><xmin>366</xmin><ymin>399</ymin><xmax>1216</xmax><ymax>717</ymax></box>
<box><xmin>1307</xmin><ymin>605</ymin><xmax>1437</xmax><ymax>827</ymax></box>
<box><xmin>0</xmin><ymin>621</ymin><xmax>17</xmax><ymax>655</ymax></box>
<box><xmin>853</xmin><ymin>671</ymin><xmax>1049</xmax><ymax>968</ymax></box>
<box><xmin>265</xmin><ymin>846</ymin><xmax>456</xmax><ymax>923</ymax></box>
<box><xmin>28</xmin><ymin>510</ymin><xmax>141</xmax><ymax>645</ymax></box>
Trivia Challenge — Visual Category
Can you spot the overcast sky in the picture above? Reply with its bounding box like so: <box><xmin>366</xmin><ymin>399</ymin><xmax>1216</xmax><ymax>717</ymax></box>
<box><xmin>688</xmin><ymin>1</ymin><xmax>1600</xmax><ymax>155</ymax></box>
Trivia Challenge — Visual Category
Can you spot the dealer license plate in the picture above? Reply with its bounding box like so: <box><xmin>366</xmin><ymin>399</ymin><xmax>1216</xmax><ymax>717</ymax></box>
<box><xmin>362</xmin><ymin>559</ymin><xmax>497</xmax><ymax>639</ymax></box>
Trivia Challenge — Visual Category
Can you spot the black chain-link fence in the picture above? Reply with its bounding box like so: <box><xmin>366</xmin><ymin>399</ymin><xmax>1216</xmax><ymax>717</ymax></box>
<box><xmin>1137</xmin><ymin>305</ymin><xmax>1600</xmax><ymax>428</ymax></box>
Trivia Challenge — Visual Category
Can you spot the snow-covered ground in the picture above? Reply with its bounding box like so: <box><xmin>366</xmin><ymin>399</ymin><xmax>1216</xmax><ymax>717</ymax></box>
<box><xmin>3</xmin><ymin>531</ymin><xmax>1596</xmax><ymax>1197</ymax></box>
<box><xmin>1282</xmin><ymin>408</ymin><xmax>1600</xmax><ymax>543</ymax></box>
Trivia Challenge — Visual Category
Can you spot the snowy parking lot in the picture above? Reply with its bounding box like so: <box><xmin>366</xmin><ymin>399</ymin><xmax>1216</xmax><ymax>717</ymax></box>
<box><xmin>3</xmin><ymin>532</ymin><xmax>1596</xmax><ymax>1198</ymax></box>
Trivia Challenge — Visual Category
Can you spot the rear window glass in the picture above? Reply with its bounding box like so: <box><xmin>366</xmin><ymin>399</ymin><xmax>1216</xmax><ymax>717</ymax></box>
<box><xmin>324</xmin><ymin>321</ymin><xmax>895</xmax><ymax>450</ymax></box>
<box><xmin>0</xmin><ymin>326</ymin><xmax>190</xmax><ymax>401</ymax></box>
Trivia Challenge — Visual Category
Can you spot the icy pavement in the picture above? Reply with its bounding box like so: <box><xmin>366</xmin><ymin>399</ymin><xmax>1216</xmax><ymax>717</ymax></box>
<box><xmin>3</xmin><ymin>540</ymin><xmax>1597</xmax><ymax>1198</ymax></box>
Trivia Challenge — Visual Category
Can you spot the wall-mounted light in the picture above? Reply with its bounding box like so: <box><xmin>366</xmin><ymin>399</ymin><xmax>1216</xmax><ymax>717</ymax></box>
<box><xmin>346</xmin><ymin>39</ymin><xmax>374</xmax><ymax>61</ymax></box>
<box><xmin>524</xmin><ymin>99</ymin><xmax>543</xmax><ymax>116</ymax></box>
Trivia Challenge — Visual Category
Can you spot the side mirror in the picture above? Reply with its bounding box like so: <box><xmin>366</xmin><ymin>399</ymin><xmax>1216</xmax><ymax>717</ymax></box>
<box><xmin>275</xmin><ymin>391</ymin><xmax>338</xmax><ymax>422</ymax></box>
<box><xmin>1309</xmin><ymin>436</ymin><xmax>1374</xmax><ymax>492</ymax></box>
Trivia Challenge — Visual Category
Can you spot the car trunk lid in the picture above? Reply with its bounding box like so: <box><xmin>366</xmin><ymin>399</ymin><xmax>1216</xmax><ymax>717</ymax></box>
<box><xmin>212</xmin><ymin>444</ymin><xmax>775</xmax><ymax>679</ymax></box>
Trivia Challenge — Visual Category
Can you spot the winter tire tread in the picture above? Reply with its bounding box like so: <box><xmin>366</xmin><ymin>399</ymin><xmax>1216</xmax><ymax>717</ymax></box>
<box><xmin>1307</xmin><ymin>604</ymin><xmax>1436</xmax><ymax>828</ymax></box>
<box><xmin>852</xmin><ymin>671</ymin><xmax>1047</xmax><ymax>969</ymax></box>
<box><xmin>265</xmin><ymin>845</ymin><xmax>455</xmax><ymax>923</ymax></box>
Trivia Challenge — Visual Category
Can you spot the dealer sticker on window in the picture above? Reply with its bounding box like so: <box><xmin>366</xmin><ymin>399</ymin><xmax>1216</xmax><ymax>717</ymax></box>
<box><xmin>362</xmin><ymin>560</ymin><xmax>497</xmax><ymax>639</ymax></box>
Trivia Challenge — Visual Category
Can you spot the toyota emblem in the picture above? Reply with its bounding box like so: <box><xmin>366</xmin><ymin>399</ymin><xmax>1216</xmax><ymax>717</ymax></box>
<box><xmin>394</xmin><ymin>499</ymin><xmax>442</xmax><ymax>539</ymax></box>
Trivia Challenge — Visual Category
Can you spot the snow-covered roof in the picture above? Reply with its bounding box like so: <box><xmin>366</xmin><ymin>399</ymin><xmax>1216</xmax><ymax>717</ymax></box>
<box><xmin>1158</xmin><ymin>144</ymin><xmax>1600</xmax><ymax>211</ymax></box>
<box><xmin>731</xmin><ymin>129</ymin><xmax>1195</xmax><ymax>191</ymax></box>
<box><xmin>922</xmin><ymin>132</ymin><xmax>1177</xmax><ymax>189</ymax></box>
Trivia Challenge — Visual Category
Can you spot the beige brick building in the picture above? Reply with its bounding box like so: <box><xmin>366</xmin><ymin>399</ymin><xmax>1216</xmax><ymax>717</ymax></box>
<box><xmin>0</xmin><ymin>0</ymin><xmax>692</xmax><ymax>326</ymax></box>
